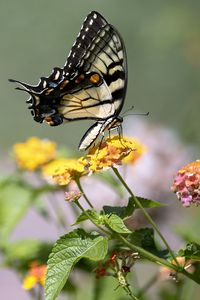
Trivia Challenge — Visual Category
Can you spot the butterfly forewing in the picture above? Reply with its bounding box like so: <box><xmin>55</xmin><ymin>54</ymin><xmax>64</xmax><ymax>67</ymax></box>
<box><xmin>64</xmin><ymin>12</ymin><xmax>107</xmax><ymax>74</ymax></box>
<box><xmin>59</xmin><ymin>12</ymin><xmax>127</xmax><ymax>122</ymax></box>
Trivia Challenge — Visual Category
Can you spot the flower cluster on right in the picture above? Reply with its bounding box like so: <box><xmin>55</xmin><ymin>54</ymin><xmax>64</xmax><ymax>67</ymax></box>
<box><xmin>171</xmin><ymin>160</ymin><xmax>200</xmax><ymax>207</ymax></box>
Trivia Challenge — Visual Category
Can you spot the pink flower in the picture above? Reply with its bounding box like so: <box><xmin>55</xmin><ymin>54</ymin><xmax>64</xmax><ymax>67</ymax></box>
<box><xmin>171</xmin><ymin>160</ymin><xmax>200</xmax><ymax>207</ymax></box>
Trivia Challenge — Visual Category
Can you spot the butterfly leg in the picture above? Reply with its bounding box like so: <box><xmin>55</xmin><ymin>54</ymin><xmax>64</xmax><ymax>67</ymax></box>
<box><xmin>117</xmin><ymin>124</ymin><xmax>126</xmax><ymax>148</ymax></box>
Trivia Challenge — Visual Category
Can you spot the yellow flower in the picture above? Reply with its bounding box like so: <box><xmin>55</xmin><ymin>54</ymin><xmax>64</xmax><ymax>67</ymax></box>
<box><xmin>22</xmin><ymin>275</ymin><xmax>38</xmax><ymax>290</ymax></box>
<box><xmin>13</xmin><ymin>137</ymin><xmax>56</xmax><ymax>171</ymax></box>
<box><xmin>85</xmin><ymin>136</ymin><xmax>145</xmax><ymax>173</ymax></box>
<box><xmin>22</xmin><ymin>261</ymin><xmax>47</xmax><ymax>290</ymax></box>
<box><xmin>42</xmin><ymin>158</ymin><xmax>87</xmax><ymax>185</ymax></box>
<box><xmin>121</xmin><ymin>137</ymin><xmax>146</xmax><ymax>164</ymax></box>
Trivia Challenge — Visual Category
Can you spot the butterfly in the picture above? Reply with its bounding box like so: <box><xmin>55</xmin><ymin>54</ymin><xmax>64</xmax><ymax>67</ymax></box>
<box><xmin>9</xmin><ymin>11</ymin><xmax>127</xmax><ymax>150</ymax></box>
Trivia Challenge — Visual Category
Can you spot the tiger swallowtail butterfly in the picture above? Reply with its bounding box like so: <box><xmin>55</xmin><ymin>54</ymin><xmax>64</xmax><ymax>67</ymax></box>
<box><xmin>9</xmin><ymin>11</ymin><xmax>127</xmax><ymax>150</ymax></box>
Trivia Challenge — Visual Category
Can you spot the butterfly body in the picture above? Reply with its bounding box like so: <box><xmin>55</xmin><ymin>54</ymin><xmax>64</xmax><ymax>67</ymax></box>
<box><xmin>10</xmin><ymin>11</ymin><xmax>127</xmax><ymax>150</ymax></box>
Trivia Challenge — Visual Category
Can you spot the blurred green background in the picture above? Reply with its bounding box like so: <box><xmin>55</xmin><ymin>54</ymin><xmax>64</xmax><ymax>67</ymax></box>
<box><xmin>1</xmin><ymin>0</ymin><xmax>200</xmax><ymax>151</ymax></box>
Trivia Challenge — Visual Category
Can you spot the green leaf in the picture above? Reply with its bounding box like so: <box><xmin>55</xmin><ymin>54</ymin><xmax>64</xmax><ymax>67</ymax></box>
<box><xmin>178</xmin><ymin>242</ymin><xmax>200</xmax><ymax>260</ymax></box>
<box><xmin>0</xmin><ymin>181</ymin><xmax>34</xmax><ymax>242</ymax></box>
<box><xmin>45</xmin><ymin>229</ymin><xmax>108</xmax><ymax>300</ymax></box>
<box><xmin>130</xmin><ymin>196</ymin><xmax>164</xmax><ymax>208</ymax></box>
<box><xmin>103</xmin><ymin>214</ymin><xmax>132</xmax><ymax>234</ymax></box>
<box><xmin>128</xmin><ymin>228</ymin><xmax>164</xmax><ymax>256</ymax></box>
<box><xmin>103</xmin><ymin>197</ymin><xmax>136</xmax><ymax>220</ymax></box>
<box><xmin>103</xmin><ymin>197</ymin><xmax>163</xmax><ymax>222</ymax></box>
<box><xmin>73</xmin><ymin>210</ymin><xmax>101</xmax><ymax>225</ymax></box>
<box><xmin>103</xmin><ymin>205</ymin><xmax>128</xmax><ymax>218</ymax></box>
<box><xmin>103</xmin><ymin>197</ymin><xmax>135</xmax><ymax>220</ymax></box>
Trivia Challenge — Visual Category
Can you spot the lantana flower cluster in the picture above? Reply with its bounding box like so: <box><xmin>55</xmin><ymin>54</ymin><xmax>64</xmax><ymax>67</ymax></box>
<box><xmin>13</xmin><ymin>136</ymin><xmax>145</xmax><ymax>186</ymax></box>
<box><xmin>86</xmin><ymin>136</ymin><xmax>145</xmax><ymax>173</ymax></box>
<box><xmin>171</xmin><ymin>160</ymin><xmax>200</xmax><ymax>207</ymax></box>
<box><xmin>13</xmin><ymin>137</ymin><xmax>56</xmax><ymax>171</ymax></box>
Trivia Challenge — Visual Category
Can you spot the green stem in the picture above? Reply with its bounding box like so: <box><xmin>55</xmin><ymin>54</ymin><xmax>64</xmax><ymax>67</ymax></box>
<box><xmin>124</xmin><ymin>285</ymin><xmax>139</xmax><ymax>300</ymax></box>
<box><xmin>70</xmin><ymin>199</ymin><xmax>82</xmax><ymax>217</ymax></box>
<box><xmin>181</xmin><ymin>269</ymin><xmax>200</xmax><ymax>285</ymax></box>
<box><xmin>112</xmin><ymin>167</ymin><xmax>178</xmax><ymax>264</ymax></box>
<box><xmin>118</xmin><ymin>234</ymin><xmax>200</xmax><ymax>285</ymax></box>
<box><xmin>76</xmin><ymin>178</ymin><xmax>94</xmax><ymax>209</ymax></box>
<box><xmin>75</xmin><ymin>200</ymin><xmax>111</xmax><ymax>236</ymax></box>
<box><xmin>118</xmin><ymin>234</ymin><xmax>175</xmax><ymax>269</ymax></box>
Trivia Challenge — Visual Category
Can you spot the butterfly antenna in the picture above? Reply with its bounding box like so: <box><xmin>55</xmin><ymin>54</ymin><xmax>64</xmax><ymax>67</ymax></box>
<box><xmin>122</xmin><ymin>105</ymin><xmax>134</xmax><ymax>117</ymax></box>
<box><xmin>125</xmin><ymin>111</ymin><xmax>149</xmax><ymax>117</ymax></box>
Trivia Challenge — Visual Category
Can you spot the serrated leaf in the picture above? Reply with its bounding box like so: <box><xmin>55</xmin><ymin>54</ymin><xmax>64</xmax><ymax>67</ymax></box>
<box><xmin>130</xmin><ymin>196</ymin><xmax>164</xmax><ymax>208</ymax></box>
<box><xmin>103</xmin><ymin>214</ymin><xmax>131</xmax><ymax>234</ymax></box>
<box><xmin>103</xmin><ymin>205</ymin><xmax>127</xmax><ymax>218</ymax></box>
<box><xmin>103</xmin><ymin>197</ymin><xmax>136</xmax><ymax>220</ymax></box>
<box><xmin>103</xmin><ymin>197</ymin><xmax>163</xmax><ymax>222</ymax></box>
<box><xmin>73</xmin><ymin>210</ymin><xmax>101</xmax><ymax>225</ymax></box>
<box><xmin>45</xmin><ymin>229</ymin><xmax>108</xmax><ymax>300</ymax></box>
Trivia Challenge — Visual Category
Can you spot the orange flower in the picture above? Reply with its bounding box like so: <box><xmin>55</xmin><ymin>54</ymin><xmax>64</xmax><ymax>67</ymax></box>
<box><xmin>85</xmin><ymin>136</ymin><xmax>145</xmax><ymax>173</ymax></box>
<box><xmin>13</xmin><ymin>137</ymin><xmax>56</xmax><ymax>171</ymax></box>
<box><xmin>171</xmin><ymin>160</ymin><xmax>200</xmax><ymax>207</ymax></box>
<box><xmin>22</xmin><ymin>261</ymin><xmax>47</xmax><ymax>290</ymax></box>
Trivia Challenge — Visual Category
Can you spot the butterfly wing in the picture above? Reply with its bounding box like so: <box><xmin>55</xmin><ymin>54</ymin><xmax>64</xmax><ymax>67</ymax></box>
<box><xmin>9</xmin><ymin>11</ymin><xmax>127</xmax><ymax>126</ymax></box>
<box><xmin>59</xmin><ymin>11</ymin><xmax>127</xmax><ymax>122</ymax></box>
<box><xmin>9</xmin><ymin>12</ymin><xmax>127</xmax><ymax>150</ymax></box>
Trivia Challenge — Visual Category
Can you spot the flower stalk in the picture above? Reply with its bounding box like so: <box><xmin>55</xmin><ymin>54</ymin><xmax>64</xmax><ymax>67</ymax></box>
<box><xmin>76</xmin><ymin>178</ymin><xmax>94</xmax><ymax>209</ymax></box>
<box><xmin>118</xmin><ymin>234</ymin><xmax>199</xmax><ymax>284</ymax></box>
<box><xmin>112</xmin><ymin>167</ymin><xmax>179</xmax><ymax>265</ymax></box>
<box><xmin>73</xmin><ymin>188</ymin><xmax>111</xmax><ymax>236</ymax></box>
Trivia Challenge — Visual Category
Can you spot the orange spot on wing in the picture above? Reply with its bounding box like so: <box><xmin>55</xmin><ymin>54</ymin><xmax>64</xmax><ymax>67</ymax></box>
<box><xmin>90</xmin><ymin>73</ymin><xmax>101</xmax><ymax>84</ymax></box>
<box><xmin>75</xmin><ymin>74</ymin><xmax>85</xmax><ymax>84</ymax></box>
